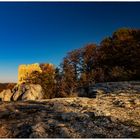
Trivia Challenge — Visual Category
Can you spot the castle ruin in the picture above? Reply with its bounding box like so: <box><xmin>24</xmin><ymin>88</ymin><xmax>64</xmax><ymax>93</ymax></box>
<box><xmin>18</xmin><ymin>63</ymin><xmax>42</xmax><ymax>84</ymax></box>
<box><xmin>18</xmin><ymin>63</ymin><xmax>55</xmax><ymax>84</ymax></box>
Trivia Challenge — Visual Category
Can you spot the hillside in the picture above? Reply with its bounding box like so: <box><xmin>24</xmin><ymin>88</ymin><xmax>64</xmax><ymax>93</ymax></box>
<box><xmin>0</xmin><ymin>93</ymin><xmax>140</xmax><ymax>138</ymax></box>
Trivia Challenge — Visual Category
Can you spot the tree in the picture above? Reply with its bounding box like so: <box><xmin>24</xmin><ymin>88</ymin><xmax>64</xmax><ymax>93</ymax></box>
<box><xmin>21</xmin><ymin>28</ymin><xmax>140</xmax><ymax>99</ymax></box>
<box><xmin>60</xmin><ymin>43</ymin><xmax>97</xmax><ymax>96</ymax></box>
<box><xmin>96</xmin><ymin>28</ymin><xmax>140</xmax><ymax>81</ymax></box>
<box><xmin>23</xmin><ymin>63</ymin><xmax>56</xmax><ymax>99</ymax></box>
<box><xmin>80</xmin><ymin>44</ymin><xmax>97</xmax><ymax>86</ymax></box>
<box><xmin>54</xmin><ymin>67</ymin><xmax>67</xmax><ymax>97</ymax></box>
<box><xmin>61</xmin><ymin>57</ymin><xmax>78</xmax><ymax>96</ymax></box>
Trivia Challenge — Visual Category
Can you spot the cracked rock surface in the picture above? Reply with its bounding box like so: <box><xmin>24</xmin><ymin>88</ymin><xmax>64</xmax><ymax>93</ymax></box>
<box><xmin>0</xmin><ymin>93</ymin><xmax>140</xmax><ymax>138</ymax></box>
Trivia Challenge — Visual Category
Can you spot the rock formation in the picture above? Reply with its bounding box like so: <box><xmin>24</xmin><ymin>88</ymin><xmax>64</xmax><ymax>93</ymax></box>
<box><xmin>20</xmin><ymin>84</ymin><xmax>44</xmax><ymax>100</ymax></box>
<box><xmin>78</xmin><ymin>81</ymin><xmax>140</xmax><ymax>97</ymax></box>
<box><xmin>0</xmin><ymin>89</ymin><xmax>13</xmax><ymax>101</ymax></box>
<box><xmin>0</xmin><ymin>83</ymin><xmax>16</xmax><ymax>92</ymax></box>
<box><xmin>0</xmin><ymin>94</ymin><xmax>140</xmax><ymax>138</ymax></box>
<box><xmin>0</xmin><ymin>84</ymin><xmax>44</xmax><ymax>101</ymax></box>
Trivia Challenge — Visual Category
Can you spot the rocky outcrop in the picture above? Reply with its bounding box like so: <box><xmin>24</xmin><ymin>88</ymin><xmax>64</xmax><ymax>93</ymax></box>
<box><xmin>0</xmin><ymin>89</ymin><xmax>13</xmax><ymax>101</ymax></box>
<box><xmin>93</xmin><ymin>81</ymin><xmax>140</xmax><ymax>93</ymax></box>
<box><xmin>21</xmin><ymin>84</ymin><xmax>44</xmax><ymax>100</ymax></box>
<box><xmin>0</xmin><ymin>84</ymin><xmax>44</xmax><ymax>101</ymax></box>
<box><xmin>78</xmin><ymin>81</ymin><xmax>140</xmax><ymax>97</ymax></box>
<box><xmin>0</xmin><ymin>83</ymin><xmax>16</xmax><ymax>93</ymax></box>
<box><xmin>0</xmin><ymin>94</ymin><xmax>140</xmax><ymax>138</ymax></box>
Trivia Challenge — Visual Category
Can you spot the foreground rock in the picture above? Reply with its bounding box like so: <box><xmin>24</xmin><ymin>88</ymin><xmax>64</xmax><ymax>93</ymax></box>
<box><xmin>0</xmin><ymin>84</ymin><xmax>44</xmax><ymax>101</ymax></box>
<box><xmin>0</xmin><ymin>94</ymin><xmax>140</xmax><ymax>138</ymax></box>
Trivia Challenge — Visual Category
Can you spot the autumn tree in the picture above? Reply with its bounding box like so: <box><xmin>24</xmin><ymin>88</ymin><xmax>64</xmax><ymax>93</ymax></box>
<box><xmin>39</xmin><ymin>63</ymin><xmax>56</xmax><ymax>98</ymax></box>
<box><xmin>54</xmin><ymin>67</ymin><xmax>67</xmax><ymax>97</ymax></box>
<box><xmin>96</xmin><ymin>28</ymin><xmax>140</xmax><ymax>81</ymax></box>
<box><xmin>59</xmin><ymin>43</ymin><xmax>98</xmax><ymax>96</ymax></box>
<box><xmin>24</xmin><ymin>63</ymin><xmax>56</xmax><ymax>99</ymax></box>
<box><xmin>80</xmin><ymin>44</ymin><xmax>97</xmax><ymax>87</ymax></box>
<box><xmin>21</xmin><ymin>28</ymin><xmax>140</xmax><ymax>98</ymax></box>
<box><xmin>61</xmin><ymin>57</ymin><xmax>78</xmax><ymax>96</ymax></box>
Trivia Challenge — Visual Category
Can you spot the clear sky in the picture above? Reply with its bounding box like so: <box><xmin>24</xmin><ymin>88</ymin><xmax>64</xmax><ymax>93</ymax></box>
<box><xmin>0</xmin><ymin>2</ymin><xmax>140</xmax><ymax>83</ymax></box>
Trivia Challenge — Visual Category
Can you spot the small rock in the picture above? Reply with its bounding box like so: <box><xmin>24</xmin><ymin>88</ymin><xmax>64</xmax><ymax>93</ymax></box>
<box><xmin>57</xmin><ymin>123</ymin><xmax>66</xmax><ymax>127</ymax></box>
<box><xmin>124</xmin><ymin>102</ymin><xmax>131</xmax><ymax>108</ymax></box>
<box><xmin>31</xmin><ymin>122</ymin><xmax>48</xmax><ymax>138</ymax></box>
<box><xmin>59</xmin><ymin>127</ymin><xmax>71</xmax><ymax>138</ymax></box>
<box><xmin>113</xmin><ymin>99</ymin><xmax>125</xmax><ymax>107</ymax></box>
<box><xmin>104</xmin><ymin>111</ymin><xmax>111</xmax><ymax>116</ymax></box>
<box><xmin>87</xmin><ymin>121</ymin><xmax>94</xmax><ymax>128</ymax></box>
<box><xmin>134</xmin><ymin>99</ymin><xmax>140</xmax><ymax>105</ymax></box>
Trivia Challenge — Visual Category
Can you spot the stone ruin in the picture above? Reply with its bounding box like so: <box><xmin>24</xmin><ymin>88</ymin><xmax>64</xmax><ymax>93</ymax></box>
<box><xmin>18</xmin><ymin>63</ymin><xmax>42</xmax><ymax>84</ymax></box>
<box><xmin>0</xmin><ymin>63</ymin><xmax>55</xmax><ymax>101</ymax></box>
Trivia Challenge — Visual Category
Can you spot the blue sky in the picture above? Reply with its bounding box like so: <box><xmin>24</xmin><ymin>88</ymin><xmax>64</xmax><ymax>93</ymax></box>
<box><xmin>0</xmin><ymin>2</ymin><xmax>140</xmax><ymax>83</ymax></box>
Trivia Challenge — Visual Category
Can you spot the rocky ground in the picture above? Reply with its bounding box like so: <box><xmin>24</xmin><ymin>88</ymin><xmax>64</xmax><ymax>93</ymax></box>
<box><xmin>0</xmin><ymin>93</ymin><xmax>140</xmax><ymax>138</ymax></box>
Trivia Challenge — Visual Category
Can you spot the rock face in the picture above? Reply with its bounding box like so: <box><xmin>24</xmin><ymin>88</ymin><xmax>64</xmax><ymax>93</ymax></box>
<box><xmin>0</xmin><ymin>89</ymin><xmax>13</xmax><ymax>101</ymax></box>
<box><xmin>21</xmin><ymin>84</ymin><xmax>44</xmax><ymax>100</ymax></box>
<box><xmin>0</xmin><ymin>83</ymin><xmax>16</xmax><ymax>93</ymax></box>
<box><xmin>0</xmin><ymin>84</ymin><xmax>44</xmax><ymax>101</ymax></box>
<box><xmin>78</xmin><ymin>81</ymin><xmax>140</xmax><ymax>97</ymax></box>
<box><xmin>0</xmin><ymin>94</ymin><xmax>140</xmax><ymax>138</ymax></box>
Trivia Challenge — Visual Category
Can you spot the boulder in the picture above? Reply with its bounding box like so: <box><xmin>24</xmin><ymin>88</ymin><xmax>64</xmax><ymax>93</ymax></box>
<box><xmin>3</xmin><ymin>89</ymin><xmax>13</xmax><ymax>101</ymax></box>
<box><xmin>12</xmin><ymin>90</ymin><xmax>23</xmax><ymax>101</ymax></box>
<box><xmin>0</xmin><ymin>84</ymin><xmax>44</xmax><ymax>101</ymax></box>
<box><xmin>21</xmin><ymin>84</ymin><xmax>44</xmax><ymax>100</ymax></box>
<box><xmin>0</xmin><ymin>90</ymin><xmax>5</xmax><ymax>100</ymax></box>
<box><xmin>0</xmin><ymin>89</ymin><xmax>13</xmax><ymax>101</ymax></box>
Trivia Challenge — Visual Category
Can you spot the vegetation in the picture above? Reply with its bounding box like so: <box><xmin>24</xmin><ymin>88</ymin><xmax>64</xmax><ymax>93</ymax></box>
<box><xmin>23</xmin><ymin>64</ymin><xmax>56</xmax><ymax>99</ymax></box>
<box><xmin>55</xmin><ymin>28</ymin><xmax>140</xmax><ymax>96</ymax></box>
<box><xmin>18</xmin><ymin>28</ymin><xmax>140</xmax><ymax>98</ymax></box>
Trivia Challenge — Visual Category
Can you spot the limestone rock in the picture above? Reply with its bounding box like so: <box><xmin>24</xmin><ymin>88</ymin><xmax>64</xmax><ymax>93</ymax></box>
<box><xmin>30</xmin><ymin>122</ymin><xmax>48</xmax><ymax>138</ymax></box>
<box><xmin>12</xmin><ymin>90</ymin><xmax>23</xmax><ymax>101</ymax></box>
<box><xmin>0</xmin><ymin>89</ymin><xmax>13</xmax><ymax>101</ymax></box>
<box><xmin>134</xmin><ymin>99</ymin><xmax>140</xmax><ymax>105</ymax></box>
<box><xmin>22</xmin><ymin>84</ymin><xmax>44</xmax><ymax>100</ymax></box>
<box><xmin>0</xmin><ymin>90</ymin><xmax>5</xmax><ymax>100</ymax></box>
<box><xmin>0</xmin><ymin>95</ymin><xmax>139</xmax><ymax>138</ymax></box>
<box><xmin>3</xmin><ymin>89</ymin><xmax>13</xmax><ymax>101</ymax></box>
<box><xmin>0</xmin><ymin>84</ymin><xmax>44</xmax><ymax>101</ymax></box>
<box><xmin>113</xmin><ymin>99</ymin><xmax>125</xmax><ymax>107</ymax></box>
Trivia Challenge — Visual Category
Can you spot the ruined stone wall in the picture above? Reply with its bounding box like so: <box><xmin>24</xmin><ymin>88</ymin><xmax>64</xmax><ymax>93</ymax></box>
<box><xmin>18</xmin><ymin>63</ymin><xmax>55</xmax><ymax>84</ymax></box>
<box><xmin>18</xmin><ymin>63</ymin><xmax>42</xmax><ymax>84</ymax></box>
